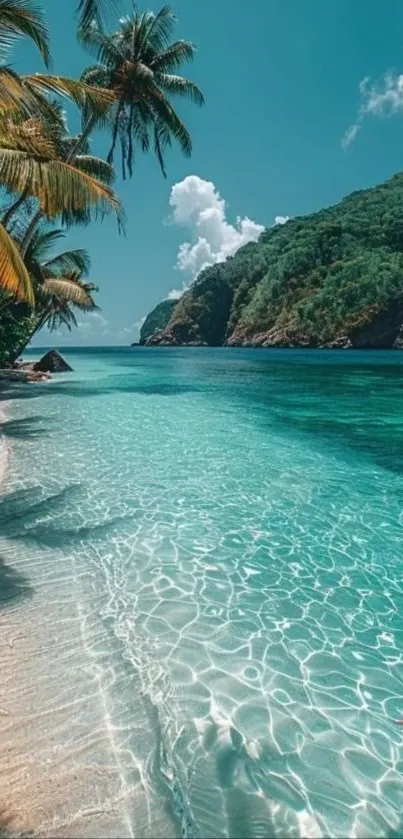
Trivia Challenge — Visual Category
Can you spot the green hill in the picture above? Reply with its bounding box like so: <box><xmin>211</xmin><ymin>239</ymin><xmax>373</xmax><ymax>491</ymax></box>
<box><xmin>144</xmin><ymin>173</ymin><xmax>403</xmax><ymax>349</ymax></box>
<box><xmin>138</xmin><ymin>299</ymin><xmax>177</xmax><ymax>345</ymax></box>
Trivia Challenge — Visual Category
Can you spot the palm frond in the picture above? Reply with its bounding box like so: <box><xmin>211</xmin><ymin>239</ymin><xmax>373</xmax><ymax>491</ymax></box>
<box><xmin>47</xmin><ymin>305</ymin><xmax>78</xmax><ymax>332</ymax></box>
<box><xmin>25</xmin><ymin>225</ymin><xmax>66</xmax><ymax>265</ymax></box>
<box><xmin>42</xmin><ymin>276</ymin><xmax>97</xmax><ymax>309</ymax></box>
<box><xmin>0</xmin><ymin>0</ymin><xmax>50</xmax><ymax>65</ymax></box>
<box><xmin>0</xmin><ymin>148</ymin><xmax>122</xmax><ymax>219</ymax></box>
<box><xmin>151</xmin><ymin>41</ymin><xmax>196</xmax><ymax>72</ymax></box>
<box><xmin>78</xmin><ymin>24</ymin><xmax>125</xmax><ymax>66</ymax></box>
<box><xmin>23</xmin><ymin>74</ymin><xmax>115</xmax><ymax>115</ymax></box>
<box><xmin>77</xmin><ymin>0</ymin><xmax>119</xmax><ymax>31</ymax></box>
<box><xmin>0</xmin><ymin>66</ymin><xmax>30</xmax><ymax>113</ymax></box>
<box><xmin>135</xmin><ymin>6</ymin><xmax>176</xmax><ymax>55</ymax></box>
<box><xmin>158</xmin><ymin>73</ymin><xmax>204</xmax><ymax>106</ymax></box>
<box><xmin>0</xmin><ymin>117</ymin><xmax>56</xmax><ymax>155</ymax></box>
<box><xmin>74</xmin><ymin>153</ymin><xmax>115</xmax><ymax>184</ymax></box>
<box><xmin>148</xmin><ymin>86</ymin><xmax>192</xmax><ymax>156</ymax></box>
<box><xmin>43</xmin><ymin>248</ymin><xmax>91</xmax><ymax>277</ymax></box>
<box><xmin>0</xmin><ymin>220</ymin><xmax>33</xmax><ymax>302</ymax></box>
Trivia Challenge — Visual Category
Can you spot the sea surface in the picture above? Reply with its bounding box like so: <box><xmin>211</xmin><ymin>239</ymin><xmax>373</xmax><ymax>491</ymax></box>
<box><xmin>1</xmin><ymin>347</ymin><xmax>403</xmax><ymax>839</ymax></box>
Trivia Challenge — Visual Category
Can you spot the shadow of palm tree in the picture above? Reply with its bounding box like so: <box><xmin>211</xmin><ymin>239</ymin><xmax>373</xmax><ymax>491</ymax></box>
<box><xmin>0</xmin><ymin>417</ymin><xmax>50</xmax><ymax>440</ymax></box>
<box><xmin>0</xmin><ymin>556</ymin><xmax>33</xmax><ymax>609</ymax></box>
<box><xmin>16</xmin><ymin>512</ymin><xmax>136</xmax><ymax>548</ymax></box>
<box><xmin>0</xmin><ymin>483</ymin><xmax>135</xmax><ymax>548</ymax></box>
<box><xmin>0</xmin><ymin>484</ymin><xmax>83</xmax><ymax>533</ymax></box>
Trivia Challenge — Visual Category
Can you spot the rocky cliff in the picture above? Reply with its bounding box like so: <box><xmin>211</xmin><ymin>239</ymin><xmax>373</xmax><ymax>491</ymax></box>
<box><xmin>138</xmin><ymin>299</ymin><xmax>177</xmax><ymax>345</ymax></box>
<box><xmin>144</xmin><ymin>173</ymin><xmax>403</xmax><ymax>349</ymax></box>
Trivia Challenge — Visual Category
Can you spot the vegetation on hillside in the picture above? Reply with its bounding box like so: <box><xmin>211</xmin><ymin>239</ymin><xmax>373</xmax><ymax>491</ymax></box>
<box><xmin>145</xmin><ymin>174</ymin><xmax>403</xmax><ymax>348</ymax></box>
<box><xmin>139</xmin><ymin>298</ymin><xmax>176</xmax><ymax>344</ymax></box>
<box><xmin>0</xmin><ymin>1</ymin><xmax>203</xmax><ymax>365</ymax></box>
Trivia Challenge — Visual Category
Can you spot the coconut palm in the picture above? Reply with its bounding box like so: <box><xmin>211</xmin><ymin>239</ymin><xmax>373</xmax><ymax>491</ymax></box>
<box><xmin>7</xmin><ymin>226</ymin><xmax>99</xmax><ymax>360</ymax></box>
<box><xmin>0</xmin><ymin>1</ymin><xmax>119</xmax><ymax>301</ymax></box>
<box><xmin>79</xmin><ymin>4</ymin><xmax>204</xmax><ymax>178</ymax></box>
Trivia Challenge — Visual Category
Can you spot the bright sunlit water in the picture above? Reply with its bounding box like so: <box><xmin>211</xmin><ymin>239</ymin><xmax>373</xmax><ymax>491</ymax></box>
<box><xmin>1</xmin><ymin>348</ymin><xmax>403</xmax><ymax>838</ymax></box>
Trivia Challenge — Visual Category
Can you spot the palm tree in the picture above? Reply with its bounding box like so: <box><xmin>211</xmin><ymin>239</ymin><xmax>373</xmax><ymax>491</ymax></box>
<box><xmin>6</xmin><ymin>226</ymin><xmax>99</xmax><ymax>360</ymax></box>
<box><xmin>0</xmin><ymin>1</ymin><xmax>119</xmax><ymax>301</ymax></box>
<box><xmin>80</xmin><ymin>4</ymin><xmax>204</xmax><ymax>178</ymax></box>
<box><xmin>0</xmin><ymin>0</ymin><xmax>50</xmax><ymax>302</ymax></box>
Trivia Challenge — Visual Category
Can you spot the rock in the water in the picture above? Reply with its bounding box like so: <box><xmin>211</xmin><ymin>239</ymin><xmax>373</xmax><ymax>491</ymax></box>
<box><xmin>33</xmin><ymin>350</ymin><xmax>72</xmax><ymax>373</ymax></box>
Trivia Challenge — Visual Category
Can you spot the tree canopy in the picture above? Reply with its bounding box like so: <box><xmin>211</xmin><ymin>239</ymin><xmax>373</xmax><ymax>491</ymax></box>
<box><xmin>144</xmin><ymin>173</ymin><xmax>403</xmax><ymax>349</ymax></box>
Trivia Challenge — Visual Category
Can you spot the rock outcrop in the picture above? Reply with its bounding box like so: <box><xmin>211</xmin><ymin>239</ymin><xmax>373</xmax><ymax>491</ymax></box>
<box><xmin>33</xmin><ymin>350</ymin><xmax>72</xmax><ymax>373</ymax></box>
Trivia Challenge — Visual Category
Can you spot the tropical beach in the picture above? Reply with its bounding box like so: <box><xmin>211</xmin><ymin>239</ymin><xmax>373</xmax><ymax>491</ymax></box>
<box><xmin>3</xmin><ymin>348</ymin><xmax>403</xmax><ymax>839</ymax></box>
<box><xmin>2</xmin><ymin>2</ymin><xmax>403</xmax><ymax>838</ymax></box>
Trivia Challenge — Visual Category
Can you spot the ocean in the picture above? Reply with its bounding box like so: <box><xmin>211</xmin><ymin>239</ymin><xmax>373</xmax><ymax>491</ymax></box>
<box><xmin>1</xmin><ymin>347</ymin><xmax>403</xmax><ymax>838</ymax></box>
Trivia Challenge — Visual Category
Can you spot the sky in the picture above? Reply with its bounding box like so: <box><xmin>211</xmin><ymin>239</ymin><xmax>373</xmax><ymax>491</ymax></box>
<box><xmin>14</xmin><ymin>0</ymin><xmax>403</xmax><ymax>346</ymax></box>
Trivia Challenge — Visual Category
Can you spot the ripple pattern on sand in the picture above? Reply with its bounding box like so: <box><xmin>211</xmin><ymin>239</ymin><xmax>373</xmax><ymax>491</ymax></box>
<box><xmin>1</xmin><ymin>349</ymin><xmax>403</xmax><ymax>838</ymax></box>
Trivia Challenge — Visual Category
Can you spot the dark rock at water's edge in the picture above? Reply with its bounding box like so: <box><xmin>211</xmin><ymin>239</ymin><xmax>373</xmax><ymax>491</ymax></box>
<box><xmin>145</xmin><ymin>328</ymin><xmax>207</xmax><ymax>347</ymax></box>
<box><xmin>33</xmin><ymin>350</ymin><xmax>72</xmax><ymax>373</ymax></box>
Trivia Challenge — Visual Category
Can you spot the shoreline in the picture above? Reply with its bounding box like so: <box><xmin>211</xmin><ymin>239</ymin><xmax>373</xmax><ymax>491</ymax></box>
<box><xmin>0</xmin><ymin>385</ymin><xmax>174</xmax><ymax>839</ymax></box>
<box><xmin>0</xmin><ymin>403</ymin><xmax>9</xmax><ymax>491</ymax></box>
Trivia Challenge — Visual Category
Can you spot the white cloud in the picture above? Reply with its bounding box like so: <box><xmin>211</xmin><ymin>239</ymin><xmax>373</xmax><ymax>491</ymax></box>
<box><xmin>167</xmin><ymin>287</ymin><xmax>185</xmax><ymax>300</ymax></box>
<box><xmin>341</xmin><ymin>123</ymin><xmax>361</xmax><ymax>150</ymax></box>
<box><xmin>168</xmin><ymin>176</ymin><xmax>265</xmax><ymax>294</ymax></box>
<box><xmin>343</xmin><ymin>72</ymin><xmax>403</xmax><ymax>149</ymax></box>
<box><xmin>274</xmin><ymin>215</ymin><xmax>290</xmax><ymax>226</ymax></box>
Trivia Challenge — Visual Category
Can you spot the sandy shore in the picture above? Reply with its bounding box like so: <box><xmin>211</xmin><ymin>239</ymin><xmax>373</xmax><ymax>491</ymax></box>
<box><xmin>0</xmin><ymin>400</ymin><xmax>177</xmax><ymax>838</ymax></box>
<box><xmin>0</xmin><ymin>406</ymin><xmax>8</xmax><ymax>490</ymax></box>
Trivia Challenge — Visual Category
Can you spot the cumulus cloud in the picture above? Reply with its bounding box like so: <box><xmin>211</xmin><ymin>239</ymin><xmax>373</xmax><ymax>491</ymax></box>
<box><xmin>274</xmin><ymin>215</ymin><xmax>290</xmax><ymax>226</ymax></box>
<box><xmin>167</xmin><ymin>287</ymin><xmax>185</xmax><ymax>300</ymax></box>
<box><xmin>167</xmin><ymin>176</ymin><xmax>265</xmax><ymax>297</ymax></box>
<box><xmin>342</xmin><ymin>73</ymin><xmax>403</xmax><ymax>149</ymax></box>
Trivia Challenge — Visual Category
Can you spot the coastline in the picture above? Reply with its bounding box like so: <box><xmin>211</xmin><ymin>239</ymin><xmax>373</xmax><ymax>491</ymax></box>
<box><xmin>0</xmin><ymin>382</ymin><xmax>177</xmax><ymax>839</ymax></box>
<box><xmin>0</xmin><ymin>402</ymin><xmax>9</xmax><ymax>490</ymax></box>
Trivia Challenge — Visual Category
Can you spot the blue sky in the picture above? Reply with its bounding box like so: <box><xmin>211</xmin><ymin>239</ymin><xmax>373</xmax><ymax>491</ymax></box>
<box><xmin>15</xmin><ymin>0</ymin><xmax>403</xmax><ymax>346</ymax></box>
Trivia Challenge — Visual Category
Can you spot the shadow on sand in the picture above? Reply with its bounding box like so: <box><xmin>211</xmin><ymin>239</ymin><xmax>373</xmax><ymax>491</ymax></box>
<box><xmin>0</xmin><ymin>484</ymin><xmax>83</xmax><ymax>530</ymax></box>
<box><xmin>0</xmin><ymin>416</ymin><xmax>50</xmax><ymax>440</ymax></box>
<box><xmin>0</xmin><ymin>556</ymin><xmax>33</xmax><ymax>610</ymax></box>
<box><xmin>0</xmin><ymin>482</ymin><xmax>135</xmax><ymax>548</ymax></box>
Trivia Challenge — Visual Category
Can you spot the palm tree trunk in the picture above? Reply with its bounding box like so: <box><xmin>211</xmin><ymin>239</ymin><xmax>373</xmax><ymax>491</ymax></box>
<box><xmin>20</xmin><ymin>209</ymin><xmax>43</xmax><ymax>257</ymax></box>
<box><xmin>67</xmin><ymin>114</ymin><xmax>97</xmax><ymax>163</ymax></box>
<box><xmin>2</xmin><ymin>188</ymin><xmax>29</xmax><ymax>230</ymax></box>
<box><xmin>10</xmin><ymin>308</ymin><xmax>49</xmax><ymax>364</ymax></box>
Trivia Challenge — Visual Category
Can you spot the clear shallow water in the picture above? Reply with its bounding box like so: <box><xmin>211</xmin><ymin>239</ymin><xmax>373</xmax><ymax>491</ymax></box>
<box><xmin>1</xmin><ymin>348</ymin><xmax>403</xmax><ymax>838</ymax></box>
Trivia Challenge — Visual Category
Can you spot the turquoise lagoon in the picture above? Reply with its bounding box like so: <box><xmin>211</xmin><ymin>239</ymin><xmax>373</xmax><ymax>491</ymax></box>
<box><xmin>1</xmin><ymin>348</ymin><xmax>403</xmax><ymax>838</ymax></box>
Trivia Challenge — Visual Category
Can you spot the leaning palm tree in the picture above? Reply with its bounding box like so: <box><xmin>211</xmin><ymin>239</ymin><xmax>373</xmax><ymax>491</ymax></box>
<box><xmin>6</xmin><ymin>225</ymin><xmax>99</xmax><ymax>361</ymax></box>
<box><xmin>79</xmin><ymin>4</ymin><xmax>204</xmax><ymax>178</ymax></box>
<box><xmin>0</xmin><ymin>1</ymin><xmax>118</xmax><ymax>301</ymax></box>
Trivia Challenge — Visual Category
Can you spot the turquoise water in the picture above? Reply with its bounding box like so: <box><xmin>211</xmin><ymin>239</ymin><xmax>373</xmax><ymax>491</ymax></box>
<box><xmin>1</xmin><ymin>348</ymin><xmax>403</xmax><ymax>838</ymax></box>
